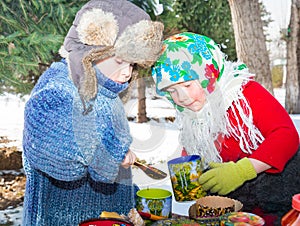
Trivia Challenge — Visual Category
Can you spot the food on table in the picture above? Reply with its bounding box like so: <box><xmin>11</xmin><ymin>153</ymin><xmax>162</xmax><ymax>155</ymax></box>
<box><xmin>100</xmin><ymin>211</ymin><xmax>122</xmax><ymax>219</ymax></box>
<box><xmin>220</xmin><ymin>212</ymin><xmax>265</xmax><ymax>225</ymax></box>
<box><xmin>128</xmin><ymin>208</ymin><xmax>145</xmax><ymax>226</ymax></box>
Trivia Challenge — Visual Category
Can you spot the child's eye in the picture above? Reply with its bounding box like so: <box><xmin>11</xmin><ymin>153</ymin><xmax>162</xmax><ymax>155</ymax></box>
<box><xmin>166</xmin><ymin>89</ymin><xmax>175</xmax><ymax>93</ymax></box>
<box><xmin>184</xmin><ymin>82</ymin><xmax>192</xmax><ymax>88</ymax></box>
<box><xmin>115</xmin><ymin>57</ymin><xmax>123</xmax><ymax>64</ymax></box>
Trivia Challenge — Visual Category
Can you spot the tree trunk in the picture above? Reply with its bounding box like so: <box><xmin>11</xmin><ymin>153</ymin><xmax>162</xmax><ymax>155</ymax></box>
<box><xmin>137</xmin><ymin>77</ymin><xmax>148</xmax><ymax>123</ymax></box>
<box><xmin>228</xmin><ymin>0</ymin><xmax>273</xmax><ymax>94</ymax></box>
<box><xmin>285</xmin><ymin>0</ymin><xmax>300</xmax><ymax>113</ymax></box>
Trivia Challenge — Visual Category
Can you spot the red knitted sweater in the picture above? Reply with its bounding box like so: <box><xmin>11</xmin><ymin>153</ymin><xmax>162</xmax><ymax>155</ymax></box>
<box><xmin>220</xmin><ymin>81</ymin><xmax>299</xmax><ymax>173</ymax></box>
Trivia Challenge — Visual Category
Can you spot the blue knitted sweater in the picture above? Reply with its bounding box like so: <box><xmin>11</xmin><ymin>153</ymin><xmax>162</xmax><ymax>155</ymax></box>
<box><xmin>22</xmin><ymin>60</ymin><xmax>135</xmax><ymax>225</ymax></box>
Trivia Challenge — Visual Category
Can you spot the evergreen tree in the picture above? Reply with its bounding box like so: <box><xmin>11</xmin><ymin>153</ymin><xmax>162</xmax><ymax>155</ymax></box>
<box><xmin>171</xmin><ymin>0</ymin><xmax>237</xmax><ymax>60</ymax></box>
<box><xmin>0</xmin><ymin>0</ymin><xmax>173</xmax><ymax>95</ymax></box>
<box><xmin>0</xmin><ymin>0</ymin><xmax>88</xmax><ymax>95</ymax></box>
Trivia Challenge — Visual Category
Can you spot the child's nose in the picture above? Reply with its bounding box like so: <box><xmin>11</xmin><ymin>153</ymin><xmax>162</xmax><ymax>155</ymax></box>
<box><xmin>177</xmin><ymin>88</ymin><xmax>189</xmax><ymax>102</ymax></box>
<box><xmin>121</xmin><ymin>64</ymin><xmax>132</xmax><ymax>78</ymax></box>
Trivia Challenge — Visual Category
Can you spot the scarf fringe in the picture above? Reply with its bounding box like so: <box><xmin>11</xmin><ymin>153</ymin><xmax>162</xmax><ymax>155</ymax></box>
<box><xmin>177</xmin><ymin>61</ymin><xmax>265</xmax><ymax>165</ymax></box>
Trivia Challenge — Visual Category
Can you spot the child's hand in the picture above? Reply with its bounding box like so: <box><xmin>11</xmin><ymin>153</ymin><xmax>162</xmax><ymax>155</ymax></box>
<box><xmin>198</xmin><ymin>158</ymin><xmax>257</xmax><ymax>195</ymax></box>
<box><xmin>121</xmin><ymin>150</ymin><xmax>136</xmax><ymax>169</ymax></box>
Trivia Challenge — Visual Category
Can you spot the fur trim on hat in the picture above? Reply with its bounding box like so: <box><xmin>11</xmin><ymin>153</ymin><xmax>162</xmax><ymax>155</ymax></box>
<box><xmin>58</xmin><ymin>45</ymin><xmax>73</xmax><ymax>81</ymax></box>
<box><xmin>60</xmin><ymin>0</ymin><xmax>164</xmax><ymax>109</ymax></box>
<box><xmin>81</xmin><ymin>46</ymin><xmax>115</xmax><ymax>102</ymax></box>
<box><xmin>115</xmin><ymin>20</ymin><xmax>164</xmax><ymax>67</ymax></box>
<box><xmin>58</xmin><ymin>45</ymin><xmax>68</xmax><ymax>58</ymax></box>
<box><xmin>78</xmin><ymin>20</ymin><xmax>164</xmax><ymax>102</ymax></box>
<box><xmin>76</xmin><ymin>8</ymin><xmax>118</xmax><ymax>46</ymax></box>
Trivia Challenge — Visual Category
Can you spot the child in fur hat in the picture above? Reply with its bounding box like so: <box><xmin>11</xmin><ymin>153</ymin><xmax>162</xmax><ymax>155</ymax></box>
<box><xmin>22</xmin><ymin>0</ymin><xmax>163</xmax><ymax>225</ymax></box>
<box><xmin>152</xmin><ymin>32</ymin><xmax>299</xmax><ymax>225</ymax></box>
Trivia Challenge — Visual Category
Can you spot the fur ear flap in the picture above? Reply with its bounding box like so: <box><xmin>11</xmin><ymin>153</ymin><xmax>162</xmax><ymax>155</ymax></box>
<box><xmin>76</xmin><ymin>8</ymin><xmax>118</xmax><ymax>46</ymax></box>
<box><xmin>80</xmin><ymin>46</ymin><xmax>115</xmax><ymax>102</ymax></box>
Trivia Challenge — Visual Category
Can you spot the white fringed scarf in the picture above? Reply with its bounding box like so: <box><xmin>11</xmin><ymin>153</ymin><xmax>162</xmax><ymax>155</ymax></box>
<box><xmin>152</xmin><ymin>33</ymin><xmax>265</xmax><ymax>166</ymax></box>
<box><xmin>177</xmin><ymin>61</ymin><xmax>265</xmax><ymax>166</ymax></box>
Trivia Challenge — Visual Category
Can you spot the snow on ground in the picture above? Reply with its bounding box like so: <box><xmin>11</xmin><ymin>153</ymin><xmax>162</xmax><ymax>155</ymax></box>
<box><xmin>0</xmin><ymin>94</ymin><xmax>27</xmax><ymax>148</ymax></box>
<box><xmin>0</xmin><ymin>88</ymin><xmax>299</xmax><ymax>225</ymax></box>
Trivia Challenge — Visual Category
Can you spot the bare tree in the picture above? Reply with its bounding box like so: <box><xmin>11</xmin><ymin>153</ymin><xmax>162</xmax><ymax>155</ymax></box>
<box><xmin>285</xmin><ymin>0</ymin><xmax>300</xmax><ymax>113</ymax></box>
<box><xmin>228</xmin><ymin>0</ymin><xmax>273</xmax><ymax>94</ymax></box>
<box><xmin>137</xmin><ymin>78</ymin><xmax>148</xmax><ymax>122</ymax></box>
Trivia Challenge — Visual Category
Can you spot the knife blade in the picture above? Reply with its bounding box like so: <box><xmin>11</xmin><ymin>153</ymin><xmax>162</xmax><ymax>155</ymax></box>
<box><xmin>133</xmin><ymin>160</ymin><xmax>167</xmax><ymax>180</ymax></box>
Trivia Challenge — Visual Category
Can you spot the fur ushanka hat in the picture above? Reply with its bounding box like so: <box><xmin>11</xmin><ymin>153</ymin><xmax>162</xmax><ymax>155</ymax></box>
<box><xmin>60</xmin><ymin>0</ymin><xmax>164</xmax><ymax>108</ymax></box>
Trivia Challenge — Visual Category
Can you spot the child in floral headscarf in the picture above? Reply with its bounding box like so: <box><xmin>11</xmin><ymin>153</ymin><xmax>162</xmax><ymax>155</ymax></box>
<box><xmin>152</xmin><ymin>32</ymin><xmax>299</xmax><ymax>224</ymax></box>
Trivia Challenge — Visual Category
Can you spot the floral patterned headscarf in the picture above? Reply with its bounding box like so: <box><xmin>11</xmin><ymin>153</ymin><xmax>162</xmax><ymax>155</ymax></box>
<box><xmin>152</xmin><ymin>32</ymin><xmax>250</xmax><ymax>111</ymax></box>
<box><xmin>152</xmin><ymin>32</ymin><xmax>264</xmax><ymax>162</ymax></box>
<box><xmin>152</xmin><ymin>32</ymin><xmax>225</xmax><ymax>95</ymax></box>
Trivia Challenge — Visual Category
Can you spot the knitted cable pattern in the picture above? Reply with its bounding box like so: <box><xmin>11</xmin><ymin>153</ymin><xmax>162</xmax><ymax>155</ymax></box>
<box><xmin>22</xmin><ymin>59</ymin><xmax>135</xmax><ymax>225</ymax></box>
<box><xmin>22</xmin><ymin>156</ymin><xmax>136</xmax><ymax>225</ymax></box>
<box><xmin>23</xmin><ymin>60</ymin><xmax>132</xmax><ymax>182</ymax></box>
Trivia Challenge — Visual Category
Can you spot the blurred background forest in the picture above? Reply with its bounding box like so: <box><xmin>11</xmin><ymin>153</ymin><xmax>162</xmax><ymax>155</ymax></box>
<box><xmin>0</xmin><ymin>0</ymin><xmax>299</xmax><ymax>114</ymax></box>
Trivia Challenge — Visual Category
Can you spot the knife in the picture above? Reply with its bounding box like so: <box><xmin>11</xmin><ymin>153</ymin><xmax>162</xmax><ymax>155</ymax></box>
<box><xmin>133</xmin><ymin>160</ymin><xmax>167</xmax><ymax>180</ymax></box>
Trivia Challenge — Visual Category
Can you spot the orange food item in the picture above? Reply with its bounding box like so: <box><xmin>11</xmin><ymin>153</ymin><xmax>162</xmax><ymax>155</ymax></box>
<box><xmin>100</xmin><ymin>211</ymin><xmax>122</xmax><ymax>219</ymax></box>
